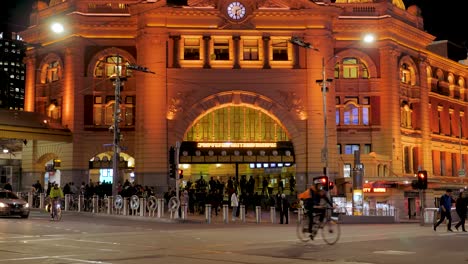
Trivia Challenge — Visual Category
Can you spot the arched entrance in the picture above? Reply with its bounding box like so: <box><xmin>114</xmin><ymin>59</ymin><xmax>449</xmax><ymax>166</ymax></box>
<box><xmin>89</xmin><ymin>152</ymin><xmax>135</xmax><ymax>185</ymax></box>
<box><xmin>179</xmin><ymin>104</ymin><xmax>296</xmax><ymax>195</ymax></box>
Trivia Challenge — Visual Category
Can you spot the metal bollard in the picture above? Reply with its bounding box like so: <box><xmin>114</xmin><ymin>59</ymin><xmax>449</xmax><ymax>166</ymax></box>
<box><xmin>240</xmin><ymin>205</ymin><xmax>246</xmax><ymax>223</ymax></box>
<box><xmin>27</xmin><ymin>192</ymin><xmax>33</xmax><ymax>208</ymax></box>
<box><xmin>64</xmin><ymin>194</ymin><xmax>70</xmax><ymax>211</ymax></box>
<box><xmin>78</xmin><ymin>195</ymin><xmax>84</xmax><ymax>212</ymax></box>
<box><xmin>255</xmin><ymin>206</ymin><xmax>261</xmax><ymax>224</ymax></box>
<box><xmin>270</xmin><ymin>206</ymin><xmax>276</xmax><ymax>224</ymax></box>
<box><xmin>123</xmin><ymin>198</ymin><xmax>129</xmax><ymax>216</ymax></box>
<box><xmin>92</xmin><ymin>195</ymin><xmax>98</xmax><ymax>213</ymax></box>
<box><xmin>205</xmin><ymin>204</ymin><xmax>212</xmax><ymax>223</ymax></box>
<box><xmin>107</xmin><ymin>196</ymin><xmax>113</xmax><ymax>214</ymax></box>
<box><xmin>223</xmin><ymin>204</ymin><xmax>229</xmax><ymax>224</ymax></box>
<box><xmin>157</xmin><ymin>199</ymin><xmax>162</xmax><ymax>218</ymax></box>
<box><xmin>159</xmin><ymin>198</ymin><xmax>165</xmax><ymax>217</ymax></box>
<box><xmin>140</xmin><ymin>198</ymin><xmax>146</xmax><ymax>217</ymax></box>
<box><xmin>180</xmin><ymin>203</ymin><xmax>187</xmax><ymax>220</ymax></box>
<box><xmin>39</xmin><ymin>193</ymin><xmax>45</xmax><ymax>209</ymax></box>
<box><xmin>394</xmin><ymin>208</ymin><xmax>400</xmax><ymax>223</ymax></box>
<box><xmin>297</xmin><ymin>207</ymin><xmax>304</xmax><ymax>223</ymax></box>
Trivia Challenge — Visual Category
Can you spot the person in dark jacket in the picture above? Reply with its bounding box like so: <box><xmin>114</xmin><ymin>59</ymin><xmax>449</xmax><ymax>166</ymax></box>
<box><xmin>454</xmin><ymin>192</ymin><xmax>467</xmax><ymax>232</ymax></box>
<box><xmin>279</xmin><ymin>193</ymin><xmax>290</xmax><ymax>224</ymax></box>
<box><xmin>434</xmin><ymin>189</ymin><xmax>455</xmax><ymax>232</ymax></box>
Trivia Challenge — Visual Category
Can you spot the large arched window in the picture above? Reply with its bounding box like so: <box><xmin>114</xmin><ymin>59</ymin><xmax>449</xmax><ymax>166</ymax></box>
<box><xmin>94</xmin><ymin>55</ymin><xmax>133</xmax><ymax>78</ymax></box>
<box><xmin>335</xmin><ymin>57</ymin><xmax>369</xmax><ymax>79</ymax></box>
<box><xmin>185</xmin><ymin>105</ymin><xmax>289</xmax><ymax>142</ymax></box>
<box><xmin>40</xmin><ymin>60</ymin><xmax>62</xmax><ymax>84</ymax></box>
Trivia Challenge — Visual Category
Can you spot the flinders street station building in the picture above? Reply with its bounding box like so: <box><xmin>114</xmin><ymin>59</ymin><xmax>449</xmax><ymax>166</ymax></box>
<box><xmin>1</xmin><ymin>0</ymin><xmax>466</xmax><ymax>218</ymax></box>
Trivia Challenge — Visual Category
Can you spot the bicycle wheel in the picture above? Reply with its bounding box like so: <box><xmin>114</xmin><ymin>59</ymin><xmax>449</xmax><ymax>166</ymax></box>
<box><xmin>321</xmin><ymin>219</ymin><xmax>340</xmax><ymax>245</ymax></box>
<box><xmin>296</xmin><ymin>217</ymin><xmax>310</xmax><ymax>242</ymax></box>
<box><xmin>53</xmin><ymin>203</ymin><xmax>62</xmax><ymax>221</ymax></box>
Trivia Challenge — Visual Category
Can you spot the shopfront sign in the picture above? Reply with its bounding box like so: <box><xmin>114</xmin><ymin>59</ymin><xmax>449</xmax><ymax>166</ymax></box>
<box><xmin>197</xmin><ymin>142</ymin><xmax>277</xmax><ymax>148</ymax></box>
<box><xmin>363</xmin><ymin>187</ymin><xmax>387</xmax><ymax>193</ymax></box>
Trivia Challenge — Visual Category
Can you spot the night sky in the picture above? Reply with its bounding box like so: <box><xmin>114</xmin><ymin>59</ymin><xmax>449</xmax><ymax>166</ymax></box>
<box><xmin>0</xmin><ymin>0</ymin><xmax>466</xmax><ymax>47</ymax></box>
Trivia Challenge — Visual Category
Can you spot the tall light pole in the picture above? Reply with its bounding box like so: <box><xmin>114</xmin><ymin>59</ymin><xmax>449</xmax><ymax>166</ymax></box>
<box><xmin>111</xmin><ymin>68</ymin><xmax>122</xmax><ymax>197</ymax></box>
<box><xmin>316</xmin><ymin>57</ymin><xmax>333</xmax><ymax>182</ymax></box>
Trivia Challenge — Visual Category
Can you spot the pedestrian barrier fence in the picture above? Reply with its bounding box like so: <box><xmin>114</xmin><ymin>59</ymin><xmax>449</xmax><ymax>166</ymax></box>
<box><xmin>19</xmin><ymin>192</ymin><xmax>412</xmax><ymax>224</ymax></box>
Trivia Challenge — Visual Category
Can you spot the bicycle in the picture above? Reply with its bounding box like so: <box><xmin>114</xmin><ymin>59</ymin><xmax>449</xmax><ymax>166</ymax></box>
<box><xmin>296</xmin><ymin>206</ymin><xmax>340</xmax><ymax>245</ymax></box>
<box><xmin>50</xmin><ymin>198</ymin><xmax>62</xmax><ymax>221</ymax></box>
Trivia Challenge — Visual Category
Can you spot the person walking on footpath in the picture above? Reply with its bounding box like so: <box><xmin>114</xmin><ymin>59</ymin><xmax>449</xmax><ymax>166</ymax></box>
<box><xmin>434</xmin><ymin>189</ymin><xmax>455</xmax><ymax>232</ymax></box>
<box><xmin>454</xmin><ymin>192</ymin><xmax>467</xmax><ymax>232</ymax></box>
<box><xmin>231</xmin><ymin>190</ymin><xmax>239</xmax><ymax>221</ymax></box>
<box><xmin>279</xmin><ymin>193</ymin><xmax>290</xmax><ymax>224</ymax></box>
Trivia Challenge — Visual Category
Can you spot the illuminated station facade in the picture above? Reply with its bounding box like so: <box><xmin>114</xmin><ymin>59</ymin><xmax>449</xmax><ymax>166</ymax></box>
<box><xmin>17</xmin><ymin>0</ymin><xmax>467</xmax><ymax>218</ymax></box>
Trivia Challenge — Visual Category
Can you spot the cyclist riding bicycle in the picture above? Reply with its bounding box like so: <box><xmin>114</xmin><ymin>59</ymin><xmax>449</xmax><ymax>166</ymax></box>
<box><xmin>298</xmin><ymin>184</ymin><xmax>333</xmax><ymax>237</ymax></box>
<box><xmin>49</xmin><ymin>183</ymin><xmax>64</xmax><ymax>220</ymax></box>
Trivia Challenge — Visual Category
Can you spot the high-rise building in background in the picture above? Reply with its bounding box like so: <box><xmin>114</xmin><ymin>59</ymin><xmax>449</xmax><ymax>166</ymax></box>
<box><xmin>0</xmin><ymin>31</ymin><xmax>26</xmax><ymax>110</ymax></box>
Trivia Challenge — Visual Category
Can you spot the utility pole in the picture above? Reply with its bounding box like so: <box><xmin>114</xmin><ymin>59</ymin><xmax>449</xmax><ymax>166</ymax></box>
<box><xmin>111</xmin><ymin>63</ymin><xmax>155</xmax><ymax>196</ymax></box>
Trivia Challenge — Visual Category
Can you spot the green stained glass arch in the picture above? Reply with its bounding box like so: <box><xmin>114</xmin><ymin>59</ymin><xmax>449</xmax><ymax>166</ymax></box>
<box><xmin>184</xmin><ymin>105</ymin><xmax>289</xmax><ymax>142</ymax></box>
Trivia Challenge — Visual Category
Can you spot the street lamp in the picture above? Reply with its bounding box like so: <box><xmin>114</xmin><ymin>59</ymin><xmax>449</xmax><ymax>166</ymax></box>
<box><xmin>49</xmin><ymin>22</ymin><xmax>154</xmax><ymax>196</ymax></box>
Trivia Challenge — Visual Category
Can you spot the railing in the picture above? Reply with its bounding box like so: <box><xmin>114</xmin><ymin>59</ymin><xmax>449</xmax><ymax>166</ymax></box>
<box><xmin>18</xmin><ymin>192</ymin><xmax>404</xmax><ymax>224</ymax></box>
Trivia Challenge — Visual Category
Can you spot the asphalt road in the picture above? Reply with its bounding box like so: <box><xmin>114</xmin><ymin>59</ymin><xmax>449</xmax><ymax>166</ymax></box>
<box><xmin>0</xmin><ymin>210</ymin><xmax>466</xmax><ymax>264</ymax></box>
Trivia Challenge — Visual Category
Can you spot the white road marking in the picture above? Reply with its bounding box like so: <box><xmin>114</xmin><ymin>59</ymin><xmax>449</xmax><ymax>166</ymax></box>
<box><xmin>71</xmin><ymin>239</ymin><xmax>120</xmax><ymax>245</ymax></box>
<box><xmin>373</xmin><ymin>250</ymin><xmax>415</xmax><ymax>255</ymax></box>
<box><xmin>0</xmin><ymin>255</ymin><xmax>76</xmax><ymax>262</ymax></box>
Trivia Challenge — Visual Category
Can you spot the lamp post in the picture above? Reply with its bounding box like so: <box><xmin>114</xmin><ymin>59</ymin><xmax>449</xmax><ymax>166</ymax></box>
<box><xmin>316</xmin><ymin>58</ymin><xmax>334</xmax><ymax>182</ymax></box>
<box><xmin>111</xmin><ymin>69</ymin><xmax>122</xmax><ymax>196</ymax></box>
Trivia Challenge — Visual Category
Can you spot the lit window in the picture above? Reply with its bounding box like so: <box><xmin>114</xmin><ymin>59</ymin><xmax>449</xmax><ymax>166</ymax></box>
<box><xmin>344</xmin><ymin>104</ymin><xmax>359</xmax><ymax>125</ymax></box>
<box><xmin>344</xmin><ymin>144</ymin><xmax>360</xmax><ymax>154</ymax></box>
<box><xmin>243</xmin><ymin>39</ymin><xmax>258</xmax><ymax>61</ymax></box>
<box><xmin>339</xmin><ymin>57</ymin><xmax>369</xmax><ymax>79</ymax></box>
<box><xmin>184</xmin><ymin>38</ymin><xmax>200</xmax><ymax>60</ymax></box>
<box><xmin>343</xmin><ymin>163</ymin><xmax>351</xmax><ymax>178</ymax></box>
<box><xmin>94</xmin><ymin>55</ymin><xmax>132</xmax><ymax>78</ymax></box>
<box><xmin>213</xmin><ymin>39</ymin><xmax>229</xmax><ymax>60</ymax></box>
<box><xmin>272</xmin><ymin>40</ymin><xmax>288</xmax><ymax>61</ymax></box>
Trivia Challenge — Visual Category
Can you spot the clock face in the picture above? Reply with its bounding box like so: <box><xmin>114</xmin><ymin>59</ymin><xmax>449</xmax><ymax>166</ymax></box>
<box><xmin>227</xmin><ymin>2</ymin><xmax>246</xmax><ymax>20</ymax></box>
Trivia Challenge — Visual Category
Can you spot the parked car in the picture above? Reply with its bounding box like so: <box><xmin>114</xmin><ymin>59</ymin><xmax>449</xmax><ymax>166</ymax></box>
<box><xmin>0</xmin><ymin>189</ymin><xmax>29</xmax><ymax>218</ymax></box>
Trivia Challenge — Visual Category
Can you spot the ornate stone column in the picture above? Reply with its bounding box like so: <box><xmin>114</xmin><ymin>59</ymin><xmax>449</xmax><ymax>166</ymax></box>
<box><xmin>262</xmin><ymin>36</ymin><xmax>271</xmax><ymax>69</ymax></box>
<box><xmin>203</xmin><ymin>35</ymin><xmax>211</xmax><ymax>69</ymax></box>
<box><xmin>171</xmin><ymin>35</ymin><xmax>181</xmax><ymax>68</ymax></box>
<box><xmin>232</xmin><ymin>35</ymin><xmax>241</xmax><ymax>69</ymax></box>
<box><xmin>24</xmin><ymin>50</ymin><xmax>36</xmax><ymax>111</ymax></box>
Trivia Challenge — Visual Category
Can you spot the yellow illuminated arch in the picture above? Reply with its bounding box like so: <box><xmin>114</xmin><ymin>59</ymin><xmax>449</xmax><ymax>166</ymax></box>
<box><xmin>184</xmin><ymin>105</ymin><xmax>290</xmax><ymax>142</ymax></box>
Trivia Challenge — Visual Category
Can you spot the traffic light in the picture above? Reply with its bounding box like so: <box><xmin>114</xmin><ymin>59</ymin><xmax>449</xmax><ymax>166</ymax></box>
<box><xmin>169</xmin><ymin>146</ymin><xmax>175</xmax><ymax>178</ymax></box>
<box><xmin>328</xmin><ymin>180</ymin><xmax>335</xmax><ymax>190</ymax></box>
<box><xmin>417</xmin><ymin>170</ymin><xmax>428</xmax><ymax>189</ymax></box>
<box><xmin>315</xmin><ymin>176</ymin><xmax>329</xmax><ymax>191</ymax></box>
<box><xmin>169</xmin><ymin>163</ymin><xmax>176</xmax><ymax>178</ymax></box>
<box><xmin>178</xmin><ymin>169</ymin><xmax>184</xmax><ymax>179</ymax></box>
<box><xmin>169</xmin><ymin>146</ymin><xmax>175</xmax><ymax>164</ymax></box>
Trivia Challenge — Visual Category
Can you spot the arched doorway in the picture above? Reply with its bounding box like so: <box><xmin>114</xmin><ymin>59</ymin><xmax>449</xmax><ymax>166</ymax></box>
<box><xmin>89</xmin><ymin>152</ymin><xmax>135</xmax><ymax>185</ymax></box>
<box><xmin>179</xmin><ymin>105</ymin><xmax>296</xmax><ymax>195</ymax></box>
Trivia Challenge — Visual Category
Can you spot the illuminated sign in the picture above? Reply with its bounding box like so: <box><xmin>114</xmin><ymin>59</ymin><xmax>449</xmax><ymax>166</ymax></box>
<box><xmin>363</xmin><ymin>187</ymin><xmax>387</xmax><ymax>193</ymax></box>
<box><xmin>197</xmin><ymin>142</ymin><xmax>277</xmax><ymax>148</ymax></box>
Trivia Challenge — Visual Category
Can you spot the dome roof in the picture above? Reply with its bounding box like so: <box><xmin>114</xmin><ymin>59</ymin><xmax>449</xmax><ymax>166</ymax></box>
<box><xmin>334</xmin><ymin>0</ymin><xmax>405</xmax><ymax>10</ymax></box>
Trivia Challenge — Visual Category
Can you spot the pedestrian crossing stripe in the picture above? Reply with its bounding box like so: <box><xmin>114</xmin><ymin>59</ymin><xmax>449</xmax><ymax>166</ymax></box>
<box><xmin>373</xmin><ymin>250</ymin><xmax>415</xmax><ymax>255</ymax></box>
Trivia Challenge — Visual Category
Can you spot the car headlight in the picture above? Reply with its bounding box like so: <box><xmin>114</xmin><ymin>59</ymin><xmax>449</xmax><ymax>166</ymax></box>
<box><xmin>24</xmin><ymin>203</ymin><xmax>29</xmax><ymax>208</ymax></box>
<box><xmin>0</xmin><ymin>202</ymin><xmax>7</xmax><ymax>208</ymax></box>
